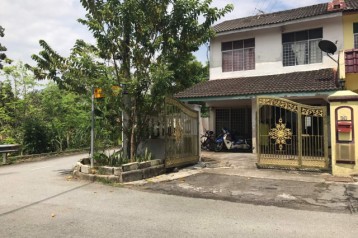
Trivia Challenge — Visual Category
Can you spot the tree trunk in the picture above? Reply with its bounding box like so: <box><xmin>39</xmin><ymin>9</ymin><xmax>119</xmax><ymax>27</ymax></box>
<box><xmin>122</xmin><ymin>94</ymin><xmax>131</xmax><ymax>160</ymax></box>
<box><xmin>121</xmin><ymin>13</ymin><xmax>132</xmax><ymax>160</ymax></box>
<box><xmin>66</xmin><ymin>132</ymin><xmax>70</xmax><ymax>149</ymax></box>
<box><xmin>130</xmin><ymin>101</ymin><xmax>137</xmax><ymax>162</ymax></box>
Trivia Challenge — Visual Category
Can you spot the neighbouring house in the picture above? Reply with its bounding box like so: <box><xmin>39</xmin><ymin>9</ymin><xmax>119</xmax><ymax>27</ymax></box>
<box><xmin>342</xmin><ymin>0</ymin><xmax>358</xmax><ymax>91</ymax></box>
<box><xmin>175</xmin><ymin>0</ymin><xmax>358</xmax><ymax>171</ymax></box>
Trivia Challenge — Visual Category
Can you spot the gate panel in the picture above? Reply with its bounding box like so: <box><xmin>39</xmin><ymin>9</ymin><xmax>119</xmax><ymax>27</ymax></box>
<box><xmin>300</xmin><ymin>106</ymin><xmax>328</xmax><ymax>168</ymax></box>
<box><xmin>257</xmin><ymin>97</ymin><xmax>328</xmax><ymax>169</ymax></box>
<box><xmin>164</xmin><ymin>97</ymin><xmax>199</xmax><ymax>168</ymax></box>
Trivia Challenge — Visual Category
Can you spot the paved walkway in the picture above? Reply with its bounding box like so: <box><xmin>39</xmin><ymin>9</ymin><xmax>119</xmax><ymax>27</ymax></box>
<box><xmin>128</xmin><ymin>151</ymin><xmax>358</xmax><ymax>214</ymax></box>
<box><xmin>201</xmin><ymin>151</ymin><xmax>357</xmax><ymax>183</ymax></box>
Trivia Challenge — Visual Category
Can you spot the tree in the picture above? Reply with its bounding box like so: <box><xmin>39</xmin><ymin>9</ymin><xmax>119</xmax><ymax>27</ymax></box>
<box><xmin>30</xmin><ymin>39</ymin><xmax>123</xmax><ymax>150</ymax></box>
<box><xmin>2</xmin><ymin>61</ymin><xmax>38</xmax><ymax>98</ymax></box>
<box><xmin>0</xmin><ymin>81</ymin><xmax>16</xmax><ymax>144</ymax></box>
<box><xmin>0</xmin><ymin>26</ymin><xmax>6</xmax><ymax>69</ymax></box>
<box><xmin>40</xmin><ymin>84</ymin><xmax>90</xmax><ymax>151</ymax></box>
<box><xmin>22</xmin><ymin>117</ymin><xmax>50</xmax><ymax>154</ymax></box>
<box><xmin>171</xmin><ymin>54</ymin><xmax>209</xmax><ymax>94</ymax></box>
<box><xmin>0</xmin><ymin>26</ymin><xmax>11</xmax><ymax>69</ymax></box>
<box><xmin>31</xmin><ymin>0</ymin><xmax>233</xmax><ymax>161</ymax></box>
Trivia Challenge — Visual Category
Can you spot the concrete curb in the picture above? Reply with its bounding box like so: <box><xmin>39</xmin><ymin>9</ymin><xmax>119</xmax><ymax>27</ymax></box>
<box><xmin>73</xmin><ymin>158</ymin><xmax>166</xmax><ymax>183</ymax></box>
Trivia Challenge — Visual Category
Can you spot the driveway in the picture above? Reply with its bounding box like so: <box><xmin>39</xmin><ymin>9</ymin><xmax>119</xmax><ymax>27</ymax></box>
<box><xmin>130</xmin><ymin>151</ymin><xmax>358</xmax><ymax>214</ymax></box>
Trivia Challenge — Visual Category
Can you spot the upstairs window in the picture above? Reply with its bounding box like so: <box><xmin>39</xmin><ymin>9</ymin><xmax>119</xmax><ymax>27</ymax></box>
<box><xmin>282</xmin><ymin>28</ymin><xmax>323</xmax><ymax>66</ymax></box>
<box><xmin>353</xmin><ymin>23</ymin><xmax>358</xmax><ymax>48</ymax></box>
<box><xmin>222</xmin><ymin>38</ymin><xmax>255</xmax><ymax>72</ymax></box>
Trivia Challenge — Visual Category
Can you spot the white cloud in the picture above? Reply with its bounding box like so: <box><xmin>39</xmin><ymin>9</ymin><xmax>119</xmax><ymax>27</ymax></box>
<box><xmin>0</xmin><ymin>0</ymin><xmax>94</xmax><ymax>65</ymax></box>
<box><xmin>0</xmin><ymin>0</ymin><xmax>330</xmax><ymax>65</ymax></box>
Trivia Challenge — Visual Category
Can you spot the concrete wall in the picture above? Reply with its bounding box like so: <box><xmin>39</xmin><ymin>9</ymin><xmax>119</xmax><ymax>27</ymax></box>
<box><xmin>210</xmin><ymin>15</ymin><xmax>343</xmax><ymax>80</ymax></box>
<box><xmin>343</xmin><ymin>12</ymin><xmax>358</xmax><ymax>49</ymax></box>
<box><xmin>345</xmin><ymin>74</ymin><xmax>358</xmax><ymax>93</ymax></box>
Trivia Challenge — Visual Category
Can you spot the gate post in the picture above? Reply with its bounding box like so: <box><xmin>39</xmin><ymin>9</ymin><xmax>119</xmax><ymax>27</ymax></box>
<box><xmin>251</xmin><ymin>98</ymin><xmax>257</xmax><ymax>154</ymax></box>
<box><xmin>328</xmin><ymin>90</ymin><xmax>358</xmax><ymax>176</ymax></box>
<box><xmin>323</xmin><ymin>106</ymin><xmax>329</xmax><ymax>169</ymax></box>
<box><xmin>256</xmin><ymin>97</ymin><xmax>261</xmax><ymax>164</ymax></box>
<box><xmin>187</xmin><ymin>104</ymin><xmax>202</xmax><ymax>161</ymax></box>
<box><xmin>297</xmin><ymin>105</ymin><xmax>303</xmax><ymax>166</ymax></box>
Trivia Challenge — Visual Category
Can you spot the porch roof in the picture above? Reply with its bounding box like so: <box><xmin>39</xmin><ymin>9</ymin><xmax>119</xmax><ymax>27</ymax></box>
<box><xmin>175</xmin><ymin>68</ymin><xmax>339</xmax><ymax>100</ymax></box>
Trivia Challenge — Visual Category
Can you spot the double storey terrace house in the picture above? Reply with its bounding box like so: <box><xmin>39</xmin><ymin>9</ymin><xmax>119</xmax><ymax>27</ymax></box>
<box><xmin>176</xmin><ymin>1</ymin><xmax>358</xmax><ymax>163</ymax></box>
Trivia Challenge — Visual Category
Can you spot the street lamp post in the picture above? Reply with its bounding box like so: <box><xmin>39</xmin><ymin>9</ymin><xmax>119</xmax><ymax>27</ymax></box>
<box><xmin>90</xmin><ymin>86</ymin><xmax>122</xmax><ymax>167</ymax></box>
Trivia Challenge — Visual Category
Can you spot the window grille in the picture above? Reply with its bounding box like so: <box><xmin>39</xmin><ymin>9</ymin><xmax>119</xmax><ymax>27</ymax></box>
<box><xmin>354</xmin><ymin>23</ymin><xmax>358</xmax><ymax>49</ymax></box>
<box><xmin>222</xmin><ymin>39</ymin><xmax>255</xmax><ymax>72</ymax></box>
<box><xmin>215</xmin><ymin>108</ymin><xmax>252</xmax><ymax>138</ymax></box>
<box><xmin>215</xmin><ymin>109</ymin><xmax>230</xmax><ymax>135</ymax></box>
<box><xmin>282</xmin><ymin>28</ymin><xmax>322</xmax><ymax>66</ymax></box>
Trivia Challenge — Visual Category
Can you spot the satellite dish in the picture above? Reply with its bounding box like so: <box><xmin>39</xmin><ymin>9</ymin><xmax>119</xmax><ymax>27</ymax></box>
<box><xmin>318</xmin><ymin>40</ymin><xmax>337</xmax><ymax>55</ymax></box>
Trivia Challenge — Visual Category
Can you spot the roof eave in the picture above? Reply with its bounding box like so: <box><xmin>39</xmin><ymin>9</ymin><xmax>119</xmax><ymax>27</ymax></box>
<box><xmin>214</xmin><ymin>12</ymin><xmax>342</xmax><ymax>37</ymax></box>
<box><xmin>177</xmin><ymin>90</ymin><xmax>339</xmax><ymax>102</ymax></box>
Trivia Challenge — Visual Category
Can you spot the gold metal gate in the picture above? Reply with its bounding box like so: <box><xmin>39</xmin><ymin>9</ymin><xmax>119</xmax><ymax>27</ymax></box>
<box><xmin>164</xmin><ymin>97</ymin><xmax>199</xmax><ymax>168</ymax></box>
<box><xmin>257</xmin><ymin>97</ymin><xmax>328</xmax><ymax>169</ymax></box>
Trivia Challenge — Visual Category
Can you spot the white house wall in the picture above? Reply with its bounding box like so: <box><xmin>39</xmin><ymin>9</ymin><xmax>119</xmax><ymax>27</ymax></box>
<box><xmin>210</xmin><ymin>16</ymin><xmax>343</xmax><ymax>80</ymax></box>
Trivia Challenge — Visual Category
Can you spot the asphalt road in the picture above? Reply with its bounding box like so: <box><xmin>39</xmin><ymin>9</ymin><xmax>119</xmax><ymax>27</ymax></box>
<box><xmin>1</xmin><ymin>154</ymin><xmax>358</xmax><ymax>238</ymax></box>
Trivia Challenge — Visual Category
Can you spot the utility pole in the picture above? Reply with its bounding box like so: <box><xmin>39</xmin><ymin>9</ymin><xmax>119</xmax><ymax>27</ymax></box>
<box><xmin>90</xmin><ymin>87</ymin><xmax>95</xmax><ymax>168</ymax></box>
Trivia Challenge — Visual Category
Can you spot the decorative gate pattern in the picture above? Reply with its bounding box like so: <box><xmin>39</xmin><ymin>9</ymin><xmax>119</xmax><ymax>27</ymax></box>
<box><xmin>257</xmin><ymin>97</ymin><xmax>328</xmax><ymax>169</ymax></box>
<box><xmin>164</xmin><ymin>97</ymin><xmax>199</xmax><ymax>168</ymax></box>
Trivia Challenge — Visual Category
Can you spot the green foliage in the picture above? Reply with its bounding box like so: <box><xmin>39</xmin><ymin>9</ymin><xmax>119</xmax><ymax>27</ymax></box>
<box><xmin>93</xmin><ymin>91</ymin><xmax>123</xmax><ymax>150</ymax></box>
<box><xmin>19</xmin><ymin>84</ymin><xmax>93</xmax><ymax>154</ymax></box>
<box><xmin>2</xmin><ymin>62</ymin><xmax>38</xmax><ymax>98</ymax></box>
<box><xmin>0</xmin><ymin>56</ymin><xmax>124</xmax><ymax>155</ymax></box>
<box><xmin>0</xmin><ymin>25</ymin><xmax>7</xmax><ymax>69</ymax></box>
<box><xmin>94</xmin><ymin>150</ymin><xmax>128</xmax><ymax>166</ymax></box>
<box><xmin>22</xmin><ymin>117</ymin><xmax>50</xmax><ymax>154</ymax></box>
<box><xmin>40</xmin><ymin>83</ymin><xmax>91</xmax><ymax>151</ymax></box>
<box><xmin>136</xmin><ymin>147</ymin><xmax>153</xmax><ymax>162</ymax></box>
<box><xmin>0</xmin><ymin>80</ymin><xmax>17</xmax><ymax>144</ymax></box>
<box><xmin>30</xmin><ymin>39</ymin><xmax>109</xmax><ymax>93</ymax></box>
<box><xmin>170</xmin><ymin>57</ymin><xmax>209</xmax><ymax>94</ymax></box>
<box><xmin>94</xmin><ymin>147</ymin><xmax>152</xmax><ymax>166</ymax></box>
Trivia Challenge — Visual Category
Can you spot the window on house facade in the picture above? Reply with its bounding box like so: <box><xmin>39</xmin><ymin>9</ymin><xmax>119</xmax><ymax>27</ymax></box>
<box><xmin>222</xmin><ymin>39</ymin><xmax>255</xmax><ymax>72</ymax></box>
<box><xmin>282</xmin><ymin>28</ymin><xmax>323</xmax><ymax>66</ymax></box>
<box><xmin>353</xmin><ymin>23</ymin><xmax>358</xmax><ymax>49</ymax></box>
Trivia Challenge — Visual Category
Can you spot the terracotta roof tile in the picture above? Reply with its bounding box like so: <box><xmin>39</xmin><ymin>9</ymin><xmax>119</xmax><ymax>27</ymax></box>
<box><xmin>175</xmin><ymin>69</ymin><xmax>339</xmax><ymax>99</ymax></box>
<box><xmin>213</xmin><ymin>0</ymin><xmax>358</xmax><ymax>33</ymax></box>
<box><xmin>346</xmin><ymin>0</ymin><xmax>358</xmax><ymax>10</ymax></box>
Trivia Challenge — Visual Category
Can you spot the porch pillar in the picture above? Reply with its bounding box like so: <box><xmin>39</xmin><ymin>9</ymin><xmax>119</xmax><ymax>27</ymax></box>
<box><xmin>251</xmin><ymin>98</ymin><xmax>257</xmax><ymax>154</ymax></box>
<box><xmin>209</xmin><ymin>107</ymin><xmax>215</xmax><ymax>132</ymax></box>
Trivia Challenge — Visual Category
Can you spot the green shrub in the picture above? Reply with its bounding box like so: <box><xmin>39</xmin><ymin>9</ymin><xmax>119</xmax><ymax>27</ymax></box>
<box><xmin>22</xmin><ymin>118</ymin><xmax>51</xmax><ymax>154</ymax></box>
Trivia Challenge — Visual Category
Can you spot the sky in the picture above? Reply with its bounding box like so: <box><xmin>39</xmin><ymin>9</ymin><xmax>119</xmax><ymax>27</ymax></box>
<box><xmin>0</xmin><ymin>0</ymin><xmax>329</xmax><ymax>66</ymax></box>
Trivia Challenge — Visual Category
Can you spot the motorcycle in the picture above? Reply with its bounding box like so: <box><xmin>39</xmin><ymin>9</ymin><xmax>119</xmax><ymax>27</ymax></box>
<box><xmin>201</xmin><ymin>130</ymin><xmax>216</xmax><ymax>151</ymax></box>
<box><xmin>215</xmin><ymin>128</ymin><xmax>251</xmax><ymax>152</ymax></box>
